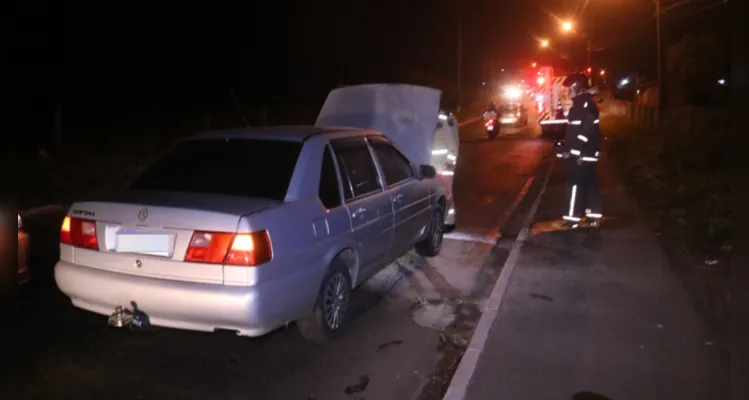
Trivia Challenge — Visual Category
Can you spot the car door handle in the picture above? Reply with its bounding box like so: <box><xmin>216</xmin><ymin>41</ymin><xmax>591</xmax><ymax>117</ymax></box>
<box><xmin>393</xmin><ymin>193</ymin><xmax>404</xmax><ymax>203</ymax></box>
<box><xmin>351</xmin><ymin>207</ymin><xmax>367</xmax><ymax>218</ymax></box>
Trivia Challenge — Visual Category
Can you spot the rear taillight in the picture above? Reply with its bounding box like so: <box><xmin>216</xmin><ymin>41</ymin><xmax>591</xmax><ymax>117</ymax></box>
<box><xmin>60</xmin><ymin>216</ymin><xmax>99</xmax><ymax>250</ymax></box>
<box><xmin>185</xmin><ymin>230</ymin><xmax>272</xmax><ymax>266</ymax></box>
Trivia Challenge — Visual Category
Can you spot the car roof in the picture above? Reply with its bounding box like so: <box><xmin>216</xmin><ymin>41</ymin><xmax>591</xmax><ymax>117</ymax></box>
<box><xmin>190</xmin><ymin>125</ymin><xmax>380</xmax><ymax>142</ymax></box>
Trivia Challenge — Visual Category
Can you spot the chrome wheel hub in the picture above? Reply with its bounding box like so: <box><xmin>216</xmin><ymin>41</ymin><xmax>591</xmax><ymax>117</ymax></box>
<box><xmin>322</xmin><ymin>273</ymin><xmax>349</xmax><ymax>331</ymax></box>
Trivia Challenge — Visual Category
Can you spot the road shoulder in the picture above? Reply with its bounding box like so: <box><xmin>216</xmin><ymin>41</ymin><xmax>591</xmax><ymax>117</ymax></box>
<box><xmin>450</xmin><ymin>154</ymin><xmax>729</xmax><ymax>400</ymax></box>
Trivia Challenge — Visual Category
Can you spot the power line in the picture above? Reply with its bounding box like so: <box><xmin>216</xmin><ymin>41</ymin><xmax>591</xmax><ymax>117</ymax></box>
<box><xmin>661</xmin><ymin>0</ymin><xmax>701</xmax><ymax>14</ymax></box>
<box><xmin>668</xmin><ymin>0</ymin><xmax>729</xmax><ymax>19</ymax></box>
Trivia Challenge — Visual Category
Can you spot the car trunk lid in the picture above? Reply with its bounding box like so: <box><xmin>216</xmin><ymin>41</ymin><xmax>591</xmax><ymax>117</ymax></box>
<box><xmin>62</xmin><ymin>190</ymin><xmax>278</xmax><ymax>284</ymax></box>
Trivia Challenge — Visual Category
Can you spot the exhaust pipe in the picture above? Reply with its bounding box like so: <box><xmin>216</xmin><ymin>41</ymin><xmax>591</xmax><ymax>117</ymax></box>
<box><xmin>108</xmin><ymin>302</ymin><xmax>153</xmax><ymax>330</ymax></box>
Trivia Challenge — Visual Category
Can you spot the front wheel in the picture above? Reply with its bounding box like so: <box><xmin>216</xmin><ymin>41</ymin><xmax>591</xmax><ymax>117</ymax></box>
<box><xmin>297</xmin><ymin>263</ymin><xmax>352</xmax><ymax>343</ymax></box>
<box><xmin>415</xmin><ymin>206</ymin><xmax>445</xmax><ymax>257</ymax></box>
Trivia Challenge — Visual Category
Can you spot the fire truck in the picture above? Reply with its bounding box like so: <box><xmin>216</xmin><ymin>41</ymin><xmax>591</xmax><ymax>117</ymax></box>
<box><xmin>535</xmin><ymin>66</ymin><xmax>573</xmax><ymax>138</ymax></box>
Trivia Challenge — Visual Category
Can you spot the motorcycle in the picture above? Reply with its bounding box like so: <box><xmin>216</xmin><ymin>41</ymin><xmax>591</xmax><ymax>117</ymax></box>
<box><xmin>484</xmin><ymin>111</ymin><xmax>499</xmax><ymax>140</ymax></box>
<box><xmin>485</xmin><ymin>118</ymin><xmax>499</xmax><ymax>139</ymax></box>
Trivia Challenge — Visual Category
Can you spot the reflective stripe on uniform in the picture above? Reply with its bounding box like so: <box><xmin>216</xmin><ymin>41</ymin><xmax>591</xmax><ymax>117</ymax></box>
<box><xmin>563</xmin><ymin>215</ymin><xmax>581</xmax><ymax>222</ymax></box>
<box><xmin>570</xmin><ymin>149</ymin><xmax>581</xmax><ymax>155</ymax></box>
<box><xmin>595</xmin><ymin>151</ymin><xmax>599</xmax><ymax>157</ymax></box>
<box><xmin>569</xmin><ymin>120</ymin><xmax>582</xmax><ymax>125</ymax></box>
<box><xmin>581</xmin><ymin>157</ymin><xmax>598</xmax><ymax>162</ymax></box>
<box><xmin>594</xmin><ymin>119</ymin><xmax>600</xmax><ymax>124</ymax></box>
<box><xmin>586</xmin><ymin>213</ymin><xmax>603</xmax><ymax>219</ymax></box>
<box><xmin>568</xmin><ymin>185</ymin><xmax>577</xmax><ymax>217</ymax></box>
<box><xmin>577</xmin><ymin>135</ymin><xmax>588</xmax><ymax>142</ymax></box>
<box><xmin>539</xmin><ymin>119</ymin><xmax>568</xmax><ymax>125</ymax></box>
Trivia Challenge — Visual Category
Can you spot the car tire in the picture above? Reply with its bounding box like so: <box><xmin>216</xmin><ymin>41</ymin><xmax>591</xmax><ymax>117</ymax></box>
<box><xmin>297</xmin><ymin>262</ymin><xmax>352</xmax><ymax>343</ymax></box>
<box><xmin>416</xmin><ymin>206</ymin><xmax>445</xmax><ymax>257</ymax></box>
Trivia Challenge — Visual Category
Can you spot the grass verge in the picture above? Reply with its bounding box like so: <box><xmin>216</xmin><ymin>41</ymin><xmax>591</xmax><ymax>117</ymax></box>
<box><xmin>604</xmin><ymin>117</ymin><xmax>730</xmax><ymax>330</ymax></box>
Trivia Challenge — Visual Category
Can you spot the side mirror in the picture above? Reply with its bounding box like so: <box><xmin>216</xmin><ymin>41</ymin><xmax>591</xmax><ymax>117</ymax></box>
<box><xmin>419</xmin><ymin>164</ymin><xmax>437</xmax><ymax>179</ymax></box>
<box><xmin>554</xmin><ymin>140</ymin><xmax>564</xmax><ymax>148</ymax></box>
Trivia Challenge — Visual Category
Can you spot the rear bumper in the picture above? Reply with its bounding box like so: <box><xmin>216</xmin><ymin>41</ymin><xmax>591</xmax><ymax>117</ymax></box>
<box><xmin>444</xmin><ymin>207</ymin><xmax>456</xmax><ymax>226</ymax></box>
<box><xmin>54</xmin><ymin>261</ymin><xmax>312</xmax><ymax>337</ymax></box>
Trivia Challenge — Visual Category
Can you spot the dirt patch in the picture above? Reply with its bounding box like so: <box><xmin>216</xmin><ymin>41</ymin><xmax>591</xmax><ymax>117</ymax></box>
<box><xmin>416</xmin><ymin>300</ymin><xmax>481</xmax><ymax>400</ymax></box>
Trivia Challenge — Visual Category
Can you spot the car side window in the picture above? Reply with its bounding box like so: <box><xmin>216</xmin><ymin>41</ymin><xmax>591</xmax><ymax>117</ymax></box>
<box><xmin>318</xmin><ymin>145</ymin><xmax>342</xmax><ymax>209</ymax></box>
<box><xmin>331</xmin><ymin>137</ymin><xmax>382</xmax><ymax>199</ymax></box>
<box><xmin>369</xmin><ymin>137</ymin><xmax>414</xmax><ymax>186</ymax></box>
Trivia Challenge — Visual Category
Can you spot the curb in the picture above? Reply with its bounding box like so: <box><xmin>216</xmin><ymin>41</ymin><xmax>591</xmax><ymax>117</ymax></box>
<box><xmin>441</xmin><ymin>159</ymin><xmax>555</xmax><ymax>400</ymax></box>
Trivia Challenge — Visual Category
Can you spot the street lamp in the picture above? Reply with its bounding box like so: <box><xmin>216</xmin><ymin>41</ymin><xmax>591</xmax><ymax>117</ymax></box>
<box><xmin>540</xmin><ymin>39</ymin><xmax>549</xmax><ymax>48</ymax></box>
<box><xmin>531</xmin><ymin>62</ymin><xmax>537</xmax><ymax>68</ymax></box>
<box><xmin>559</xmin><ymin>20</ymin><xmax>592</xmax><ymax>71</ymax></box>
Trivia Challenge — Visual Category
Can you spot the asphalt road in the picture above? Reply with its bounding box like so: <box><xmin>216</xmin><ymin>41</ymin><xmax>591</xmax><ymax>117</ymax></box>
<box><xmin>5</xmin><ymin>114</ymin><xmax>554</xmax><ymax>400</ymax></box>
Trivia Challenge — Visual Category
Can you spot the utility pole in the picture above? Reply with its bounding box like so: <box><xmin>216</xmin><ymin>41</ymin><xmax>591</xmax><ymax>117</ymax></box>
<box><xmin>656</xmin><ymin>0</ymin><xmax>663</xmax><ymax>110</ymax></box>
<box><xmin>54</xmin><ymin>103</ymin><xmax>62</xmax><ymax>156</ymax></box>
<box><xmin>586</xmin><ymin>38</ymin><xmax>591</xmax><ymax>70</ymax></box>
<box><xmin>457</xmin><ymin>17</ymin><xmax>462</xmax><ymax>111</ymax></box>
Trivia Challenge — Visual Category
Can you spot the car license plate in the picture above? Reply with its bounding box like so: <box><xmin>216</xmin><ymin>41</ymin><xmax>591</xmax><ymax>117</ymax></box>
<box><xmin>116</xmin><ymin>229</ymin><xmax>173</xmax><ymax>256</ymax></box>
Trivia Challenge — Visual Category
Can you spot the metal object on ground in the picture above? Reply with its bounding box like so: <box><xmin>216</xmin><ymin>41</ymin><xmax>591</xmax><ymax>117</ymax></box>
<box><xmin>108</xmin><ymin>305</ymin><xmax>134</xmax><ymax>328</ymax></box>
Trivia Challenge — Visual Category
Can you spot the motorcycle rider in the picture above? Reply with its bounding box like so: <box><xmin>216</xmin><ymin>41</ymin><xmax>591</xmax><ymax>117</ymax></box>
<box><xmin>557</xmin><ymin>73</ymin><xmax>602</xmax><ymax>228</ymax></box>
<box><xmin>483</xmin><ymin>102</ymin><xmax>498</xmax><ymax>121</ymax></box>
<box><xmin>483</xmin><ymin>101</ymin><xmax>500</xmax><ymax>138</ymax></box>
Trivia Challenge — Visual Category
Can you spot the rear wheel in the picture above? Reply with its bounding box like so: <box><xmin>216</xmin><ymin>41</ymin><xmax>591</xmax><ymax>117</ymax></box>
<box><xmin>297</xmin><ymin>262</ymin><xmax>352</xmax><ymax>343</ymax></box>
<box><xmin>416</xmin><ymin>206</ymin><xmax>445</xmax><ymax>257</ymax></box>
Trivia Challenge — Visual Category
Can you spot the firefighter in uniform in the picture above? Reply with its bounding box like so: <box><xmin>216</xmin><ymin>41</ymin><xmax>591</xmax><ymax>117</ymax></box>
<box><xmin>557</xmin><ymin>73</ymin><xmax>602</xmax><ymax>228</ymax></box>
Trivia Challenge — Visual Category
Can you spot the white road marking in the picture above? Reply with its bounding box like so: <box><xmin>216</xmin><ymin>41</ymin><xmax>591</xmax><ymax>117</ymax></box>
<box><xmin>442</xmin><ymin>159</ymin><xmax>555</xmax><ymax>400</ymax></box>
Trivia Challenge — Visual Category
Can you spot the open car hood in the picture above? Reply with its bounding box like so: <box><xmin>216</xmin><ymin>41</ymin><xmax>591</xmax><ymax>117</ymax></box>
<box><xmin>316</xmin><ymin>84</ymin><xmax>442</xmax><ymax>166</ymax></box>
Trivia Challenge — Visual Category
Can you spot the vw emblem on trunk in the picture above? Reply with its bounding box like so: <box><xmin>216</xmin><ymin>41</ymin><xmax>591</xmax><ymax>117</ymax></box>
<box><xmin>137</xmin><ymin>208</ymin><xmax>149</xmax><ymax>222</ymax></box>
<box><xmin>135</xmin><ymin>259</ymin><xmax>142</xmax><ymax>268</ymax></box>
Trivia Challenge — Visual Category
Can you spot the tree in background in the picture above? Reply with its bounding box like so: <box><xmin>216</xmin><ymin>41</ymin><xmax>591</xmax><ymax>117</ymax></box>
<box><xmin>665</xmin><ymin>33</ymin><xmax>727</xmax><ymax>107</ymax></box>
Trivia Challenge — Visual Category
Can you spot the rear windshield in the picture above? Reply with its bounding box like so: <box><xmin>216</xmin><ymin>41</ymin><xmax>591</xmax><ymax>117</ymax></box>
<box><xmin>130</xmin><ymin>138</ymin><xmax>302</xmax><ymax>200</ymax></box>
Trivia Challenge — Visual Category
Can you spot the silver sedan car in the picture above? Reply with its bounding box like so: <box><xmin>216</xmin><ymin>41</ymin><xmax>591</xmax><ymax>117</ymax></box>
<box><xmin>54</xmin><ymin>126</ymin><xmax>447</xmax><ymax>341</ymax></box>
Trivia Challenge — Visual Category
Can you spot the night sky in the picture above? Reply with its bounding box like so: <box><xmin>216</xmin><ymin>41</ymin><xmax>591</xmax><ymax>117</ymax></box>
<box><xmin>8</xmin><ymin>0</ymin><xmax>727</xmax><ymax>137</ymax></box>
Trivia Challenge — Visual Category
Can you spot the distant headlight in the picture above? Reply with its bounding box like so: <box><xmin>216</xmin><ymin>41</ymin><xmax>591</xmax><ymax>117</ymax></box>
<box><xmin>504</xmin><ymin>87</ymin><xmax>522</xmax><ymax>99</ymax></box>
